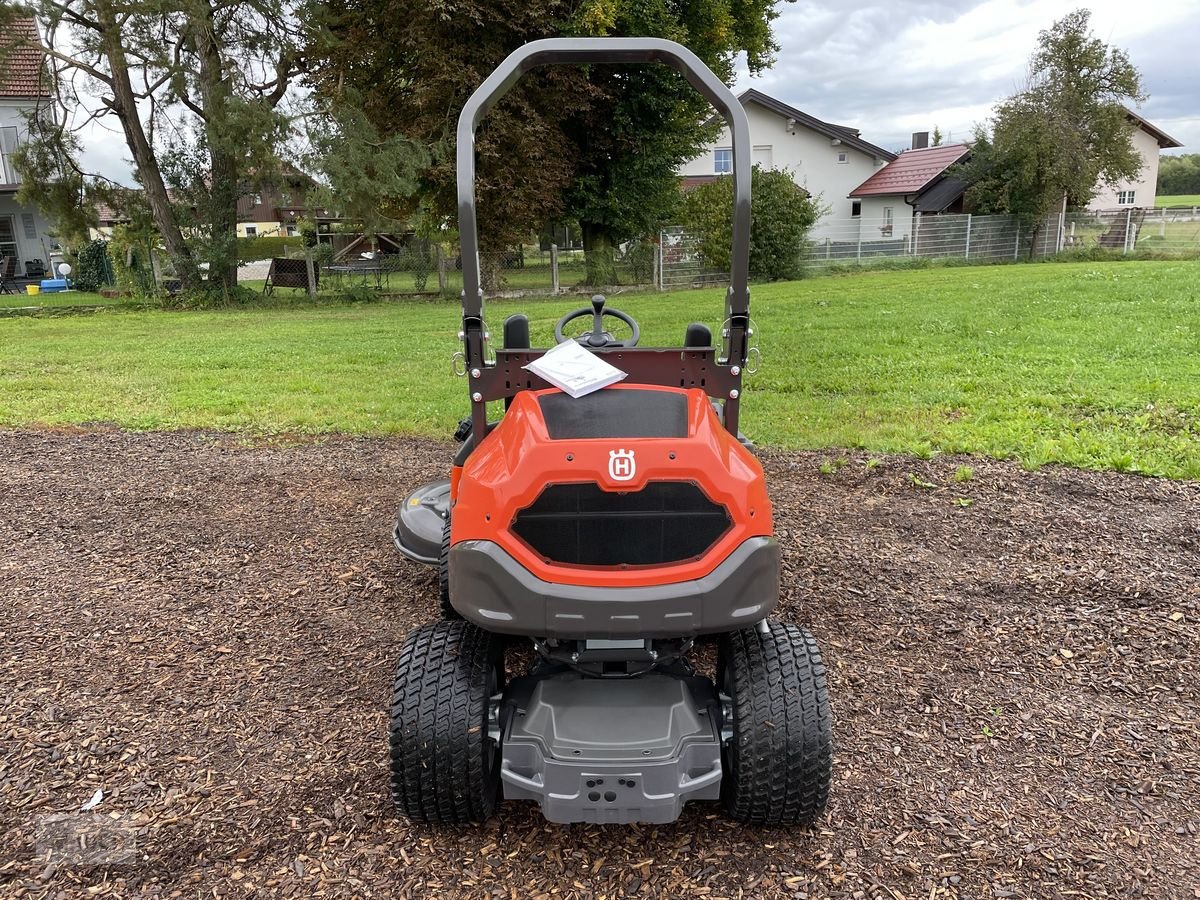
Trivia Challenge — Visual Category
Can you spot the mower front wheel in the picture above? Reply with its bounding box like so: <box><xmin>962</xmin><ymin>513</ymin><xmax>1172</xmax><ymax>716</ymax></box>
<box><xmin>718</xmin><ymin>621</ymin><xmax>833</xmax><ymax>826</ymax></box>
<box><xmin>389</xmin><ymin>620</ymin><xmax>503</xmax><ymax>823</ymax></box>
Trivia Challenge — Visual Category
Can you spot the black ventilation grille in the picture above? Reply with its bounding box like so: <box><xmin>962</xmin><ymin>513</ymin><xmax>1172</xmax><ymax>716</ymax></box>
<box><xmin>511</xmin><ymin>482</ymin><xmax>731</xmax><ymax>567</ymax></box>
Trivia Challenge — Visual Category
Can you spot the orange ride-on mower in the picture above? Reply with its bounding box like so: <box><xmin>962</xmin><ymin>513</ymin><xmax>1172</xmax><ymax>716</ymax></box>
<box><xmin>389</xmin><ymin>38</ymin><xmax>832</xmax><ymax>826</ymax></box>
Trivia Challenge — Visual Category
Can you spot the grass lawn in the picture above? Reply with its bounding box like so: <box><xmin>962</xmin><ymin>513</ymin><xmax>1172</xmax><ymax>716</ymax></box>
<box><xmin>2</xmin><ymin>259</ymin><xmax>1198</xmax><ymax>478</ymax></box>
<box><xmin>1156</xmin><ymin>194</ymin><xmax>1200</xmax><ymax>208</ymax></box>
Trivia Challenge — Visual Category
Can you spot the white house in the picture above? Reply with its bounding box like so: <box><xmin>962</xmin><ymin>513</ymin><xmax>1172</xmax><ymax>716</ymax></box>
<box><xmin>1089</xmin><ymin>110</ymin><xmax>1182</xmax><ymax>210</ymax></box>
<box><xmin>678</xmin><ymin>89</ymin><xmax>895</xmax><ymax>239</ymax></box>
<box><xmin>0</xmin><ymin>18</ymin><xmax>57</xmax><ymax>279</ymax></box>
<box><xmin>847</xmin><ymin>139</ymin><xmax>972</xmax><ymax>245</ymax></box>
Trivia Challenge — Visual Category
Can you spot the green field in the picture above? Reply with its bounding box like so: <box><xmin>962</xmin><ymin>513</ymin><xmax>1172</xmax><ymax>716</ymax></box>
<box><xmin>2</xmin><ymin>260</ymin><xmax>1198</xmax><ymax>477</ymax></box>
<box><xmin>1156</xmin><ymin>194</ymin><xmax>1200</xmax><ymax>208</ymax></box>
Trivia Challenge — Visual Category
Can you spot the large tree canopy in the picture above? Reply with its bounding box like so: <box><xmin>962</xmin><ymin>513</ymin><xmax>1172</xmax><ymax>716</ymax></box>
<box><xmin>0</xmin><ymin>0</ymin><xmax>301</xmax><ymax>296</ymax></box>
<box><xmin>1157</xmin><ymin>154</ymin><xmax>1200</xmax><ymax>197</ymax></box>
<box><xmin>957</xmin><ymin>9</ymin><xmax>1145</xmax><ymax>241</ymax></box>
<box><xmin>305</xmin><ymin>0</ymin><xmax>788</xmax><ymax>286</ymax></box>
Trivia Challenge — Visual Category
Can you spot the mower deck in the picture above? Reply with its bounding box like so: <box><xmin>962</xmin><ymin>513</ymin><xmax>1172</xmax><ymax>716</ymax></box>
<box><xmin>500</xmin><ymin>671</ymin><xmax>723</xmax><ymax>824</ymax></box>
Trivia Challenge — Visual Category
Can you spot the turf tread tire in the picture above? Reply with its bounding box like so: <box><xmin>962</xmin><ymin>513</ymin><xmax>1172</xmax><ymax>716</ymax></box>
<box><xmin>389</xmin><ymin>620</ymin><xmax>501</xmax><ymax>823</ymax></box>
<box><xmin>437</xmin><ymin>518</ymin><xmax>460</xmax><ymax>619</ymax></box>
<box><xmin>719</xmin><ymin>621</ymin><xmax>832</xmax><ymax>826</ymax></box>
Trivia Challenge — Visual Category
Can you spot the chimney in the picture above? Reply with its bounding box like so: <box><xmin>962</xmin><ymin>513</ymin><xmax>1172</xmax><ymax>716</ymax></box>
<box><xmin>911</xmin><ymin>131</ymin><xmax>929</xmax><ymax>150</ymax></box>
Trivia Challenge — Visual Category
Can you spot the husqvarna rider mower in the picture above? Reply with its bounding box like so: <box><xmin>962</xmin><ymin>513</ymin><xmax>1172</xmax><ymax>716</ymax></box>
<box><xmin>390</xmin><ymin>38</ymin><xmax>832</xmax><ymax>826</ymax></box>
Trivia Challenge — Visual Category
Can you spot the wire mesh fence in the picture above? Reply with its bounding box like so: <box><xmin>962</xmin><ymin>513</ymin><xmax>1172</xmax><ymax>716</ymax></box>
<box><xmin>1064</xmin><ymin>207</ymin><xmax>1200</xmax><ymax>255</ymax></box>
<box><xmin>240</xmin><ymin>205</ymin><xmax>1200</xmax><ymax>298</ymax></box>
<box><xmin>801</xmin><ymin>212</ymin><xmax>1051</xmax><ymax>269</ymax></box>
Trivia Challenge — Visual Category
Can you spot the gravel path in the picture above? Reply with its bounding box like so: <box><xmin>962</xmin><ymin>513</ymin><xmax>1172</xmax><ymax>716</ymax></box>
<box><xmin>1</xmin><ymin>429</ymin><xmax>1197</xmax><ymax>898</ymax></box>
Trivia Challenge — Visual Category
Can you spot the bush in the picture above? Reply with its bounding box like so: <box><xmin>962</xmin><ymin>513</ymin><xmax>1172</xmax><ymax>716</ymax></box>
<box><xmin>236</xmin><ymin>235</ymin><xmax>304</xmax><ymax>263</ymax></box>
<box><xmin>684</xmin><ymin>165</ymin><xmax>821</xmax><ymax>281</ymax></box>
<box><xmin>73</xmin><ymin>239</ymin><xmax>114</xmax><ymax>292</ymax></box>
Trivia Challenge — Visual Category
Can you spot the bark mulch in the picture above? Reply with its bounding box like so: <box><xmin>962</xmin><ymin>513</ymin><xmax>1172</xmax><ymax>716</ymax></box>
<box><xmin>1</xmin><ymin>429</ymin><xmax>1197</xmax><ymax>899</ymax></box>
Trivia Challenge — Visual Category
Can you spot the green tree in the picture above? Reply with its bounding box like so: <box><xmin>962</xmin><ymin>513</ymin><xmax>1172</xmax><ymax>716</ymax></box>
<box><xmin>0</xmin><ymin>0</ymin><xmax>301</xmax><ymax>297</ymax></box>
<box><xmin>931</xmin><ymin>125</ymin><xmax>943</xmax><ymax>147</ymax></box>
<box><xmin>1157</xmin><ymin>154</ymin><xmax>1200</xmax><ymax>196</ymax></box>
<box><xmin>683</xmin><ymin>165</ymin><xmax>820</xmax><ymax>281</ymax></box>
<box><xmin>305</xmin><ymin>0</ymin><xmax>788</xmax><ymax>287</ymax></box>
<box><xmin>956</xmin><ymin>9</ymin><xmax>1145</xmax><ymax>248</ymax></box>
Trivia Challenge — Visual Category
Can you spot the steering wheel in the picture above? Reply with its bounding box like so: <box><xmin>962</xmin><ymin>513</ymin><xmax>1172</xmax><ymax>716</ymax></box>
<box><xmin>554</xmin><ymin>295</ymin><xmax>640</xmax><ymax>348</ymax></box>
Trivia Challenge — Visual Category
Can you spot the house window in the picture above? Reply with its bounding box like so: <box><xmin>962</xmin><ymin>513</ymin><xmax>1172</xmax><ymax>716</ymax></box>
<box><xmin>714</xmin><ymin>148</ymin><xmax>733</xmax><ymax>174</ymax></box>
<box><xmin>851</xmin><ymin>200</ymin><xmax>862</xmax><ymax>217</ymax></box>
<box><xmin>244</xmin><ymin>225</ymin><xmax>257</xmax><ymax>237</ymax></box>
<box><xmin>1117</xmin><ymin>190</ymin><xmax>1136</xmax><ymax>205</ymax></box>
<box><xmin>286</xmin><ymin>225</ymin><xmax>298</xmax><ymax>237</ymax></box>
<box><xmin>249</xmin><ymin>192</ymin><xmax>262</xmax><ymax>207</ymax></box>
<box><xmin>881</xmin><ymin>207</ymin><xmax>894</xmax><ymax>236</ymax></box>
<box><xmin>21</xmin><ymin>212</ymin><xmax>37</xmax><ymax>239</ymax></box>
<box><xmin>837</xmin><ymin>152</ymin><xmax>848</xmax><ymax>164</ymax></box>
<box><xmin>0</xmin><ymin>215</ymin><xmax>16</xmax><ymax>259</ymax></box>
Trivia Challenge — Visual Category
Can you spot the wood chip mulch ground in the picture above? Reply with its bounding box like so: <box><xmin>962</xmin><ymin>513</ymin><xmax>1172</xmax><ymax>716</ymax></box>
<box><xmin>1</xmin><ymin>429</ymin><xmax>1198</xmax><ymax>899</ymax></box>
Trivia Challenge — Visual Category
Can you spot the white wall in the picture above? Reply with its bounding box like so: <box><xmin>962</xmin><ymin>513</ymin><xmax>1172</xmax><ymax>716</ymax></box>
<box><xmin>1089</xmin><ymin>127</ymin><xmax>1162</xmax><ymax>210</ymax></box>
<box><xmin>679</xmin><ymin>101</ymin><xmax>888</xmax><ymax>239</ymax></box>
<box><xmin>0</xmin><ymin>99</ymin><xmax>60</xmax><ymax>271</ymax></box>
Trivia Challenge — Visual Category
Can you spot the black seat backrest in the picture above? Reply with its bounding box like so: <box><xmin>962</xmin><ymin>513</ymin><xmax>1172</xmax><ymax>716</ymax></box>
<box><xmin>684</xmin><ymin>322</ymin><xmax>712</xmax><ymax>348</ymax></box>
<box><xmin>503</xmin><ymin>314</ymin><xmax>531</xmax><ymax>350</ymax></box>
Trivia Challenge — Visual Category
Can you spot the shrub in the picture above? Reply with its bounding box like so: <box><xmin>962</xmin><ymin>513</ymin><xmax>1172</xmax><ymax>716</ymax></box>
<box><xmin>73</xmin><ymin>239</ymin><xmax>114</xmax><ymax>292</ymax></box>
<box><xmin>237</xmin><ymin>235</ymin><xmax>303</xmax><ymax>263</ymax></box>
<box><xmin>683</xmin><ymin>165</ymin><xmax>821</xmax><ymax>281</ymax></box>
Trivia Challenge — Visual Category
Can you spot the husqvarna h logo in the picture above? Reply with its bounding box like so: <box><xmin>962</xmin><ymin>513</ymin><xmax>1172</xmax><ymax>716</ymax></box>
<box><xmin>608</xmin><ymin>449</ymin><xmax>636</xmax><ymax>482</ymax></box>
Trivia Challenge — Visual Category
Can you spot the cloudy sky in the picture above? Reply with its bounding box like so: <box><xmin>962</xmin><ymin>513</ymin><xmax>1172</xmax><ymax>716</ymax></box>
<box><xmin>79</xmin><ymin>0</ymin><xmax>1196</xmax><ymax>182</ymax></box>
<box><xmin>734</xmin><ymin>0</ymin><xmax>1197</xmax><ymax>154</ymax></box>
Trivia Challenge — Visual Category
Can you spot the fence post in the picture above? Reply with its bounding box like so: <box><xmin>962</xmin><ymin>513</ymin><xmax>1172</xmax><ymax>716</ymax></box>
<box><xmin>964</xmin><ymin>214</ymin><xmax>972</xmax><ymax>259</ymax></box>
<box><xmin>304</xmin><ymin>247</ymin><xmax>317</xmax><ymax>298</ymax></box>
<box><xmin>825</xmin><ymin>238</ymin><xmax>830</xmax><ymax>260</ymax></box>
<box><xmin>653</xmin><ymin>240</ymin><xmax>663</xmax><ymax>291</ymax></box>
<box><xmin>436</xmin><ymin>245</ymin><xmax>447</xmax><ymax>293</ymax></box>
<box><xmin>1123</xmin><ymin>208</ymin><xmax>1132</xmax><ymax>254</ymax></box>
<box><xmin>856</xmin><ymin>231</ymin><xmax>862</xmax><ymax>263</ymax></box>
<box><xmin>1013</xmin><ymin>223</ymin><xmax>1020</xmax><ymax>260</ymax></box>
<box><xmin>1057</xmin><ymin>212</ymin><xmax>1065</xmax><ymax>254</ymax></box>
<box><xmin>550</xmin><ymin>243</ymin><xmax>560</xmax><ymax>294</ymax></box>
<box><xmin>1159</xmin><ymin>208</ymin><xmax>1167</xmax><ymax>238</ymax></box>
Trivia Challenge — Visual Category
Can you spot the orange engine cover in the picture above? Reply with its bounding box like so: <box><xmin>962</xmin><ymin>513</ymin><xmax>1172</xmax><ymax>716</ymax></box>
<box><xmin>450</xmin><ymin>385</ymin><xmax>772</xmax><ymax>588</ymax></box>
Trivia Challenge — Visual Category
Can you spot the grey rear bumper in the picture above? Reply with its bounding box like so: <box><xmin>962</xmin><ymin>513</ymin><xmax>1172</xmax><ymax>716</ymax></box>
<box><xmin>448</xmin><ymin>537</ymin><xmax>779</xmax><ymax>639</ymax></box>
<box><xmin>501</xmin><ymin>672</ymin><xmax>723</xmax><ymax>824</ymax></box>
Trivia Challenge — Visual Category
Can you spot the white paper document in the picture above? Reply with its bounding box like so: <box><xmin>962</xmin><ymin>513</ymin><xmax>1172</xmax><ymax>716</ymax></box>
<box><xmin>523</xmin><ymin>340</ymin><xmax>628</xmax><ymax>399</ymax></box>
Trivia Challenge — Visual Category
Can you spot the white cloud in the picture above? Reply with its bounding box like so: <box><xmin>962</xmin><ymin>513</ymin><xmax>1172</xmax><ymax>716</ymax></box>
<box><xmin>739</xmin><ymin>0</ymin><xmax>1199</xmax><ymax>152</ymax></box>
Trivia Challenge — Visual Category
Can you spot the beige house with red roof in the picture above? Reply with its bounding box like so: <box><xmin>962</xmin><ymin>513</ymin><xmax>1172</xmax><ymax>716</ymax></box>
<box><xmin>1</xmin><ymin>17</ymin><xmax>57</xmax><ymax>277</ymax></box>
<box><xmin>848</xmin><ymin>113</ymin><xmax>1183</xmax><ymax>242</ymax></box>
<box><xmin>847</xmin><ymin>138</ymin><xmax>970</xmax><ymax>243</ymax></box>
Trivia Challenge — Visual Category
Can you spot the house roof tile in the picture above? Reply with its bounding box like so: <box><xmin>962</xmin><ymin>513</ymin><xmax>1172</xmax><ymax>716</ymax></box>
<box><xmin>738</xmin><ymin>89</ymin><xmax>897</xmax><ymax>163</ymax></box>
<box><xmin>0</xmin><ymin>18</ymin><xmax>49</xmax><ymax>99</ymax></box>
<box><xmin>849</xmin><ymin>144</ymin><xmax>970</xmax><ymax>197</ymax></box>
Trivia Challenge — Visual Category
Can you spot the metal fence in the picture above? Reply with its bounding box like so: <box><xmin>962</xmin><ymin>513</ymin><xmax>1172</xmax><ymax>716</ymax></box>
<box><xmin>1063</xmin><ymin>207</ymin><xmax>1200</xmax><ymax>255</ymax></box>
<box><xmin>239</xmin><ymin>206</ymin><xmax>1200</xmax><ymax>297</ymax></box>
<box><xmin>801</xmin><ymin>212</ymin><xmax>1060</xmax><ymax>269</ymax></box>
<box><xmin>243</xmin><ymin>239</ymin><xmax>658</xmax><ymax>296</ymax></box>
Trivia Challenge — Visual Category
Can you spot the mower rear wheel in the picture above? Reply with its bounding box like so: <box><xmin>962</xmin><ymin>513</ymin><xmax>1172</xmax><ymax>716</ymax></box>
<box><xmin>389</xmin><ymin>620</ymin><xmax>503</xmax><ymax>823</ymax></box>
<box><xmin>718</xmin><ymin>621</ymin><xmax>832</xmax><ymax>826</ymax></box>
<box><xmin>437</xmin><ymin>519</ymin><xmax>460</xmax><ymax>619</ymax></box>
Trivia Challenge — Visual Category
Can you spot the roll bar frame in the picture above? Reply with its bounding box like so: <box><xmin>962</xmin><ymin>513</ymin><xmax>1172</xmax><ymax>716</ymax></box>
<box><xmin>456</xmin><ymin>38</ymin><xmax>752</xmax><ymax>439</ymax></box>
